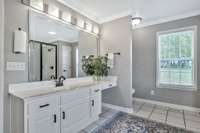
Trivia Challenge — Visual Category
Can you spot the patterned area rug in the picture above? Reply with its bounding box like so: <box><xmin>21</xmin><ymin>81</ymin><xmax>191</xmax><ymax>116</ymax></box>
<box><xmin>95</xmin><ymin>112</ymin><xmax>194</xmax><ymax>133</ymax></box>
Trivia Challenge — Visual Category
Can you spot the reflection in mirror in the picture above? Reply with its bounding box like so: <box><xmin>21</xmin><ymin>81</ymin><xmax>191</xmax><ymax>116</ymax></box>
<box><xmin>29</xmin><ymin>10</ymin><xmax>99</xmax><ymax>81</ymax></box>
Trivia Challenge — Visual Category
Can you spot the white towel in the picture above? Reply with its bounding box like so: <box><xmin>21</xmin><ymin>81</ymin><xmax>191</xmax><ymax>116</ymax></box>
<box><xmin>107</xmin><ymin>53</ymin><xmax>114</xmax><ymax>68</ymax></box>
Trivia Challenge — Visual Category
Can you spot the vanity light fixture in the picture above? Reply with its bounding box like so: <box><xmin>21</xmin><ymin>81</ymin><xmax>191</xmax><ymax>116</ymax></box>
<box><xmin>85</xmin><ymin>22</ymin><xmax>92</xmax><ymax>31</ymax></box>
<box><xmin>48</xmin><ymin>31</ymin><xmax>56</xmax><ymax>35</ymax></box>
<box><xmin>62</xmin><ymin>12</ymin><xmax>71</xmax><ymax>22</ymax></box>
<box><xmin>30</xmin><ymin>0</ymin><xmax>44</xmax><ymax>11</ymax></box>
<box><xmin>21</xmin><ymin>1</ymin><xmax>100</xmax><ymax>36</ymax></box>
<box><xmin>77</xmin><ymin>18</ymin><xmax>85</xmax><ymax>28</ymax></box>
<box><xmin>48</xmin><ymin>4</ymin><xmax>59</xmax><ymax>18</ymax></box>
<box><xmin>132</xmin><ymin>17</ymin><xmax>142</xmax><ymax>25</ymax></box>
<box><xmin>93</xmin><ymin>26</ymin><xmax>99</xmax><ymax>34</ymax></box>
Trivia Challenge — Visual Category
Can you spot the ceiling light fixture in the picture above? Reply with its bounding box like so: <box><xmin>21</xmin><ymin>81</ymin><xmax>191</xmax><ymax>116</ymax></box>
<box><xmin>30</xmin><ymin>0</ymin><xmax>44</xmax><ymax>11</ymax></box>
<box><xmin>86</xmin><ymin>22</ymin><xmax>92</xmax><ymax>31</ymax></box>
<box><xmin>48</xmin><ymin>4</ymin><xmax>59</xmax><ymax>18</ymax></box>
<box><xmin>132</xmin><ymin>17</ymin><xmax>142</xmax><ymax>25</ymax></box>
<box><xmin>48</xmin><ymin>31</ymin><xmax>56</xmax><ymax>35</ymax></box>
<box><xmin>62</xmin><ymin>12</ymin><xmax>71</xmax><ymax>22</ymax></box>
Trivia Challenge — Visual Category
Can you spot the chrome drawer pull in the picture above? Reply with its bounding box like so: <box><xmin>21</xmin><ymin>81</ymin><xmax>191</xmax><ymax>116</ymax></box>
<box><xmin>53</xmin><ymin>114</ymin><xmax>57</xmax><ymax>123</ymax></box>
<box><xmin>62</xmin><ymin>111</ymin><xmax>66</xmax><ymax>119</ymax></box>
<box><xmin>92</xmin><ymin>100</ymin><xmax>94</xmax><ymax>106</ymax></box>
<box><xmin>39</xmin><ymin>104</ymin><xmax>50</xmax><ymax>108</ymax></box>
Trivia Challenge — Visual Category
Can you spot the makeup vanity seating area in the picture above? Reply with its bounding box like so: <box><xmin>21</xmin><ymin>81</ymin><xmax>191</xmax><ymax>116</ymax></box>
<box><xmin>9</xmin><ymin>76</ymin><xmax>117</xmax><ymax>133</ymax></box>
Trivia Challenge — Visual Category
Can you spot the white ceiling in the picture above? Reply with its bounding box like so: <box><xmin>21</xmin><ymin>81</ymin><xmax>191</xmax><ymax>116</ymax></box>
<box><xmin>29</xmin><ymin>11</ymin><xmax>79</xmax><ymax>43</ymax></box>
<box><xmin>58</xmin><ymin>0</ymin><xmax>200</xmax><ymax>24</ymax></box>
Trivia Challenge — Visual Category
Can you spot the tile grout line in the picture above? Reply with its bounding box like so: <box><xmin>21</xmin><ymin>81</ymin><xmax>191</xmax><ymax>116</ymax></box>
<box><xmin>183</xmin><ymin>110</ymin><xmax>186</xmax><ymax>129</ymax></box>
<box><xmin>148</xmin><ymin>104</ymin><xmax>156</xmax><ymax>119</ymax></box>
<box><xmin>165</xmin><ymin>107</ymin><xmax>169</xmax><ymax>124</ymax></box>
<box><xmin>136</xmin><ymin>102</ymin><xmax>145</xmax><ymax>113</ymax></box>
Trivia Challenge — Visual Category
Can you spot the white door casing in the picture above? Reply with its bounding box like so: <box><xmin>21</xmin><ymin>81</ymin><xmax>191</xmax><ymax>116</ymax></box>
<box><xmin>62</xmin><ymin>45</ymin><xmax>72</xmax><ymax>78</ymax></box>
<box><xmin>0</xmin><ymin>0</ymin><xmax>4</xmax><ymax>132</ymax></box>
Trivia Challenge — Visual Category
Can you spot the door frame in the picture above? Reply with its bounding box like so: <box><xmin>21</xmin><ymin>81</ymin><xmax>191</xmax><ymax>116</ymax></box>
<box><xmin>29</xmin><ymin>40</ymin><xmax>58</xmax><ymax>81</ymax></box>
<box><xmin>40</xmin><ymin>42</ymin><xmax>57</xmax><ymax>80</ymax></box>
<box><xmin>0</xmin><ymin>0</ymin><xmax>4</xmax><ymax>132</ymax></box>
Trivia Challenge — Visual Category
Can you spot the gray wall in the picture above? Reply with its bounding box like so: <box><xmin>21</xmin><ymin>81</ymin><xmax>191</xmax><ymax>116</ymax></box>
<box><xmin>132</xmin><ymin>15</ymin><xmax>200</xmax><ymax>108</ymax></box>
<box><xmin>0</xmin><ymin>0</ymin><xmax>4</xmax><ymax>132</ymax></box>
<box><xmin>100</xmin><ymin>16</ymin><xmax>133</xmax><ymax>109</ymax></box>
<box><xmin>78</xmin><ymin>31</ymin><xmax>98</xmax><ymax>77</ymax></box>
<box><xmin>4</xmin><ymin>0</ymin><xmax>29</xmax><ymax>133</ymax></box>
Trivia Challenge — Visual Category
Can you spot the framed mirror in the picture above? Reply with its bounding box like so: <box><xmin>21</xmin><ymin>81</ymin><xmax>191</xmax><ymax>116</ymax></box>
<box><xmin>28</xmin><ymin>10</ymin><xmax>99</xmax><ymax>81</ymax></box>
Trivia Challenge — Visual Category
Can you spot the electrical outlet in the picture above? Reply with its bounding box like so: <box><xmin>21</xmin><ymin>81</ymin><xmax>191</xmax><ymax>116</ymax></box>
<box><xmin>150</xmin><ymin>90</ymin><xmax>155</xmax><ymax>95</ymax></box>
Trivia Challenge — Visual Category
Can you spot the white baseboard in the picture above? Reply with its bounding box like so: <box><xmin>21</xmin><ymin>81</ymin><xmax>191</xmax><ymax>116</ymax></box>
<box><xmin>103</xmin><ymin>103</ymin><xmax>133</xmax><ymax>114</ymax></box>
<box><xmin>133</xmin><ymin>97</ymin><xmax>200</xmax><ymax>112</ymax></box>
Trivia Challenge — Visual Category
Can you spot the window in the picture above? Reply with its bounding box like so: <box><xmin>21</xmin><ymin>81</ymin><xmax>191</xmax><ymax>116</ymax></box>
<box><xmin>156</xmin><ymin>26</ymin><xmax>197</xmax><ymax>90</ymax></box>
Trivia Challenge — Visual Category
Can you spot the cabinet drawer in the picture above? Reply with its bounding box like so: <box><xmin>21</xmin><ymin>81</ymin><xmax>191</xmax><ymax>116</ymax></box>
<box><xmin>90</xmin><ymin>85</ymin><xmax>101</xmax><ymax>96</ymax></box>
<box><xmin>102</xmin><ymin>81</ymin><xmax>117</xmax><ymax>90</ymax></box>
<box><xmin>61</xmin><ymin>88</ymin><xmax>90</xmax><ymax>105</ymax></box>
<box><xmin>27</xmin><ymin>95</ymin><xmax>60</xmax><ymax>115</ymax></box>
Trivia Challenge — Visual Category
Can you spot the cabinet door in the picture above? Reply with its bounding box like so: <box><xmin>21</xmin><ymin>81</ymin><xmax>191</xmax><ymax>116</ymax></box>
<box><xmin>61</xmin><ymin>98</ymin><xmax>90</xmax><ymax>133</ymax></box>
<box><xmin>91</xmin><ymin>94</ymin><xmax>102</xmax><ymax>118</ymax></box>
<box><xmin>28</xmin><ymin>109</ymin><xmax>60</xmax><ymax>133</ymax></box>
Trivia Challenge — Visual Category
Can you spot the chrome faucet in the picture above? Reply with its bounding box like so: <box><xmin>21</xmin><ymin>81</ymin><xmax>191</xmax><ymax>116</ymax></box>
<box><xmin>50</xmin><ymin>75</ymin><xmax>56</xmax><ymax>80</ymax></box>
<box><xmin>56</xmin><ymin>76</ymin><xmax>66</xmax><ymax>87</ymax></box>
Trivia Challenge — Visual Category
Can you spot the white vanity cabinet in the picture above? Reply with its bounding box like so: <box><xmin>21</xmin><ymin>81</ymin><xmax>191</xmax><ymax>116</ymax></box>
<box><xmin>9</xmin><ymin>76</ymin><xmax>117</xmax><ymax>133</ymax></box>
<box><xmin>11</xmin><ymin>85</ymin><xmax>102</xmax><ymax>133</ymax></box>
<box><xmin>25</xmin><ymin>95</ymin><xmax>61</xmax><ymax>133</ymax></box>
<box><xmin>60</xmin><ymin>88</ymin><xmax>91</xmax><ymax>133</ymax></box>
<box><xmin>28</xmin><ymin>109</ymin><xmax>60</xmax><ymax>133</ymax></box>
<box><xmin>90</xmin><ymin>86</ymin><xmax>102</xmax><ymax>118</ymax></box>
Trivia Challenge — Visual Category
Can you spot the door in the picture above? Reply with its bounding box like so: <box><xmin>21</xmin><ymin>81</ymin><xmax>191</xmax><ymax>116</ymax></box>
<box><xmin>62</xmin><ymin>45</ymin><xmax>72</xmax><ymax>78</ymax></box>
<box><xmin>42</xmin><ymin>44</ymin><xmax>57</xmax><ymax>80</ymax></box>
<box><xmin>61</xmin><ymin>98</ymin><xmax>90</xmax><ymax>133</ymax></box>
<box><xmin>91</xmin><ymin>95</ymin><xmax>102</xmax><ymax>118</ymax></box>
<box><xmin>29</xmin><ymin>109</ymin><xmax>60</xmax><ymax>133</ymax></box>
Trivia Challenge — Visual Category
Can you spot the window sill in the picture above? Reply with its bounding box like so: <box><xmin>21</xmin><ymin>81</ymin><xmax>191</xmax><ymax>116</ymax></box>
<box><xmin>156</xmin><ymin>84</ymin><xmax>198</xmax><ymax>92</ymax></box>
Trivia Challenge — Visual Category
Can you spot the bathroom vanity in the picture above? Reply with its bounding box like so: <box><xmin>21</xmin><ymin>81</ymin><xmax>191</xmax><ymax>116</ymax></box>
<box><xmin>8</xmin><ymin>5</ymin><xmax>116</xmax><ymax>133</ymax></box>
<box><xmin>9</xmin><ymin>76</ymin><xmax>117</xmax><ymax>133</ymax></box>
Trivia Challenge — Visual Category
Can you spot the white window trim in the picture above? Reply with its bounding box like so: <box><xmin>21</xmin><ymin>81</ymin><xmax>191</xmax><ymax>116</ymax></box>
<box><xmin>156</xmin><ymin>26</ymin><xmax>198</xmax><ymax>91</ymax></box>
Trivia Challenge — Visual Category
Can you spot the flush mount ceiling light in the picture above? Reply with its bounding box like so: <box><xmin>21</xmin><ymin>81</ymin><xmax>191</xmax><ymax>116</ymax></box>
<box><xmin>48</xmin><ymin>31</ymin><xmax>56</xmax><ymax>35</ymax></box>
<box><xmin>132</xmin><ymin>17</ymin><xmax>142</xmax><ymax>25</ymax></box>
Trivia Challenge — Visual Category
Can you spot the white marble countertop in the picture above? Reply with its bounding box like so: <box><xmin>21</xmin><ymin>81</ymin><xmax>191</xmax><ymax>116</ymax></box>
<box><xmin>10</xmin><ymin>83</ymin><xmax>96</xmax><ymax>99</ymax></box>
<box><xmin>9</xmin><ymin>76</ymin><xmax>117</xmax><ymax>99</ymax></box>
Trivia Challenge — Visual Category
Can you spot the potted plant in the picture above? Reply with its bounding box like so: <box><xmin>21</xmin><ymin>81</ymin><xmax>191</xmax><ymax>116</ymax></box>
<box><xmin>82</xmin><ymin>55</ymin><xmax>110</xmax><ymax>81</ymax></box>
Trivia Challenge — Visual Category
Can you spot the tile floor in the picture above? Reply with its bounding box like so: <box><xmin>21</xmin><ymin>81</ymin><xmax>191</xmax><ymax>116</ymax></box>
<box><xmin>132</xmin><ymin>101</ymin><xmax>200</xmax><ymax>132</ymax></box>
<box><xmin>80</xmin><ymin>107</ymin><xmax>120</xmax><ymax>133</ymax></box>
<box><xmin>80</xmin><ymin>101</ymin><xmax>200</xmax><ymax>133</ymax></box>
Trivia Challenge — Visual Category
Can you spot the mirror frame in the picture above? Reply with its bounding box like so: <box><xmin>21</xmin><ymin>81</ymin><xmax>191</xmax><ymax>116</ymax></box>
<box><xmin>28</xmin><ymin>40</ymin><xmax>58</xmax><ymax>81</ymax></box>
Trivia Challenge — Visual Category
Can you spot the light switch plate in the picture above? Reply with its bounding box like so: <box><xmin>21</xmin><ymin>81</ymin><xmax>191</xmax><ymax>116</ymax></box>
<box><xmin>7</xmin><ymin>62</ymin><xmax>26</xmax><ymax>71</ymax></box>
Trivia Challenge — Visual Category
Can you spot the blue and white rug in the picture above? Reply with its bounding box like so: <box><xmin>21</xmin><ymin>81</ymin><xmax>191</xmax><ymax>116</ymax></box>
<box><xmin>94</xmin><ymin>112</ymin><xmax>194</xmax><ymax>133</ymax></box>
